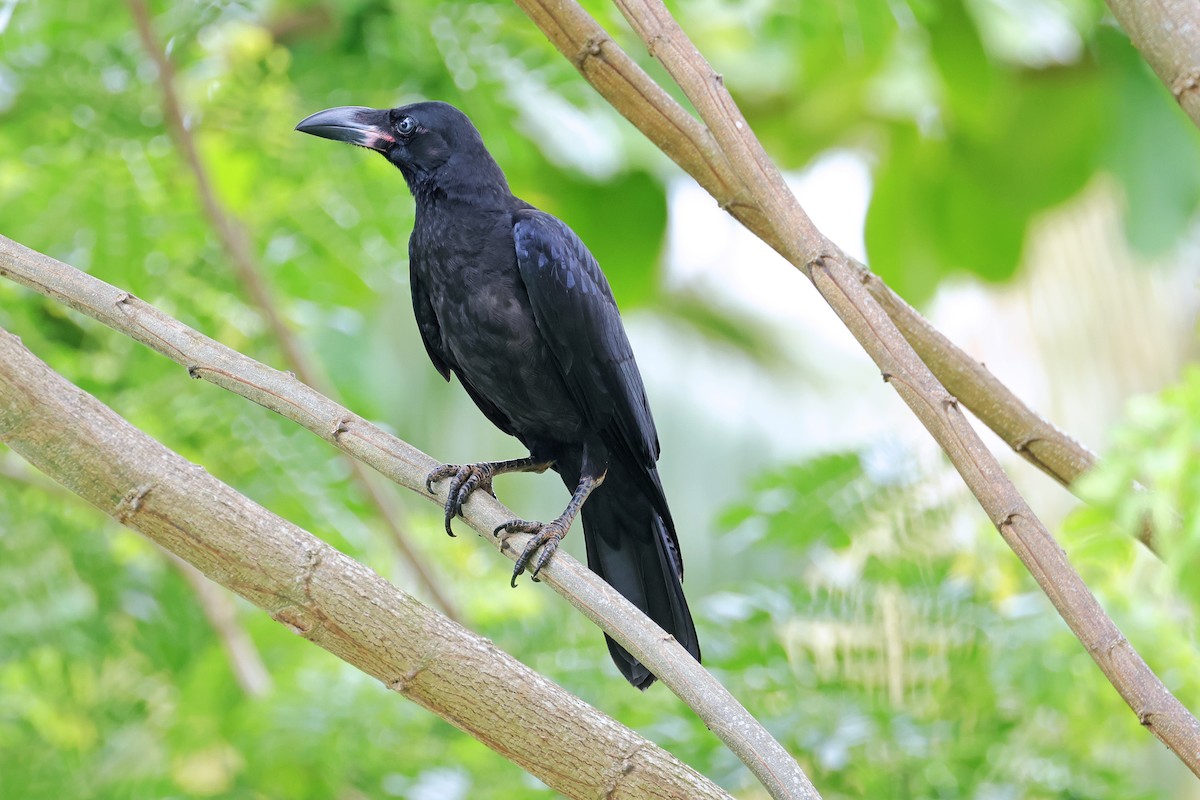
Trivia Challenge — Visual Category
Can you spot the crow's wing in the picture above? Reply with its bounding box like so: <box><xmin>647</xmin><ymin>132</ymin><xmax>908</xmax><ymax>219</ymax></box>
<box><xmin>511</xmin><ymin>209</ymin><xmax>661</xmax><ymax>478</ymax></box>
<box><xmin>409</xmin><ymin>262</ymin><xmax>451</xmax><ymax>381</ymax></box>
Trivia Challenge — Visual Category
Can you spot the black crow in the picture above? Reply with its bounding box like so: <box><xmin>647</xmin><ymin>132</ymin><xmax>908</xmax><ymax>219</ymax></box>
<box><xmin>296</xmin><ymin>101</ymin><xmax>699</xmax><ymax>688</ymax></box>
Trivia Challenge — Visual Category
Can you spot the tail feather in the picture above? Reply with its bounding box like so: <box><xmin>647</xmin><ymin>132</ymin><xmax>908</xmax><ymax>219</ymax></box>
<box><xmin>579</xmin><ymin>469</ymin><xmax>701</xmax><ymax>689</ymax></box>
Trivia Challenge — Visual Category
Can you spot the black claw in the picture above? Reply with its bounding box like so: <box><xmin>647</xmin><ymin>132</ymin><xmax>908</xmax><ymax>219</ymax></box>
<box><xmin>504</xmin><ymin>520</ymin><xmax>538</xmax><ymax>586</ymax></box>
<box><xmin>504</xmin><ymin>520</ymin><xmax>565</xmax><ymax>587</ymax></box>
<box><xmin>493</xmin><ymin>517</ymin><xmax>527</xmax><ymax>537</ymax></box>
<box><xmin>512</xmin><ymin>543</ymin><xmax>536</xmax><ymax>582</ymax></box>
<box><xmin>427</xmin><ymin>463</ymin><xmax>498</xmax><ymax>538</ymax></box>
<box><xmin>444</xmin><ymin>469</ymin><xmax>466</xmax><ymax>536</ymax></box>
<box><xmin>530</xmin><ymin>539</ymin><xmax>559</xmax><ymax>580</ymax></box>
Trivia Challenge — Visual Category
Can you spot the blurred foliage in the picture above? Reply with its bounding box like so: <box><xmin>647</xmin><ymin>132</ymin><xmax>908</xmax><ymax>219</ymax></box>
<box><xmin>1</xmin><ymin>0</ymin><xmax>1199</xmax><ymax>797</ymax></box>
<box><xmin>1069</xmin><ymin>368</ymin><xmax>1200</xmax><ymax>615</ymax></box>
<box><xmin>711</xmin><ymin>452</ymin><xmax>1199</xmax><ymax>798</ymax></box>
<box><xmin>708</xmin><ymin>0</ymin><xmax>1200</xmax><ymax>302</ymax></box>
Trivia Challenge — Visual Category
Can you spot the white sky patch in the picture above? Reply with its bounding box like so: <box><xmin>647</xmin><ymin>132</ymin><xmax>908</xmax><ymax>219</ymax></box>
<box><xmin>666</xmin><ymin>148</ymin><xmax>871</xmax><ymax>324</ymax></box>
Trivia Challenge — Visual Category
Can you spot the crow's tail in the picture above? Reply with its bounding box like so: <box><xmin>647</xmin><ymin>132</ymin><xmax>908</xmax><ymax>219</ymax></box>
<box><xmin>578</xmin><ymin>466</ymin><xmax>700</xmax><ymax>689</ymax></box>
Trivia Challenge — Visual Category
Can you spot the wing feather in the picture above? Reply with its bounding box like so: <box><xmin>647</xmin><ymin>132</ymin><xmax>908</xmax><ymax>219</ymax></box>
<box><xmin>512</xmin><ymin>209</ymin><xmax>660</xmax><ymax>472</ymax></box>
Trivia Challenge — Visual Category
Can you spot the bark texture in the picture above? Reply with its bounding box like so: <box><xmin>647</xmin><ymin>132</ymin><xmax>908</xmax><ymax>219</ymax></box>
<box><xmin>0</xmin><ymin>327</ymin><xmax>732</xmax><ymax>800</ymax></box>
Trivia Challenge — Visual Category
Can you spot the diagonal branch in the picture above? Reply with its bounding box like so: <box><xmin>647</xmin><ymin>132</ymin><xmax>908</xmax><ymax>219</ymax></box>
<box><xmin>544</xmin><ymin>0</ymin><xmax>1200</xmax><ymax>773</ymax></box>
<box><xmin>510</xmin><ymin>0</ymin><xmax>1158</xmax><ymax>552</ymax></box>
<box><xmin>0</xmin><ymin>326</ymin><xmax>732</xmax><ymax>800</ymax></box>
<box><xmin>1104</xmin><ymin>0</ymin><xmax>1200</xmax><ymax>131</ymax></box>
<box><xmin>0</xmin><ymin>235</ymin><xmax>821</xmax><ymax>800</ymax></box>
<box><xmin>125</xmin><ymin>0</ymin><xmax>461</xmax><ymax>620</ymax></box>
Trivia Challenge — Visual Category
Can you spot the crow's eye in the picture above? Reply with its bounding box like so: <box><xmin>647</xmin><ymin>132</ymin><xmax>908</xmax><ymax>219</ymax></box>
<box><xmin>396</xmin><ymin>116</ymin><xmax>416</xmax><ymax>137</ymax></box>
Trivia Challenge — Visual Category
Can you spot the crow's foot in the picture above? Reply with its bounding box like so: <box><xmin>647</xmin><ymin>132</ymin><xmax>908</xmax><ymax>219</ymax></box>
<box><xmin>493</xmin><ymin>470</ymin><xmax>604</xmax><ymax>586</ymax></box>
<box><xmin>425</xmin><ymin>463</ymin><xmax>498</xmax><ymax>537</ymax></box>
<box><xmin>425</xmin><ymin>456</ymin><xmax>553</xmax><ymax>537</ymax></box>
<box><xmin>494</xmin><ymin>517</ymin><xmax>570</xmax><ymax>586</ymax></box>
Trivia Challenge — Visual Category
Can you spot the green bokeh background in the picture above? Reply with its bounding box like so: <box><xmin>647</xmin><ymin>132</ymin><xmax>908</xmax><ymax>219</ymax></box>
<box><xmin>2</xmin><ymin>0</ymin><xmax>1199</xmax><ymax>797</ymax></box>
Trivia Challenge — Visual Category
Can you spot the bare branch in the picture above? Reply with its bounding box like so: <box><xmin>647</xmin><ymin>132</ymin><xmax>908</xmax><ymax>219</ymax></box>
<box><xmin>510</xmin><ymin>0</ymin><xmax>1160</xmax><ymax>553</ymax></box>
<box><xmin>0</xmin><ymin>326</ymin><xmax>732</xmax><ymax>800</ymax></box>
<box><xmin>0</xmin><ymin>235</ymin><xmax>819</xmax><ymax>800</ymax></box>
<box><xmin>527</xmin><ymin>0</ymin><xmax>1200</xmax><ymax>774</ymax></box>
<box><xmin>1105</xmin><ymin>0</ymin><xmax>1200</xmax><ymax>130</ymax></box>
<box><xmin>125</xmin><ymin>0</ymin><xmax>461</xmax><ymax>621</ymax></box>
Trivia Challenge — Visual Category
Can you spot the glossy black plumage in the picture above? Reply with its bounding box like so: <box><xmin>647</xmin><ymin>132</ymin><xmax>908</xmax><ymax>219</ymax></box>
<box><xmin>297</xmin><ymin>101</ymin><xmax>700</xmax><ymax>688</ymax></box>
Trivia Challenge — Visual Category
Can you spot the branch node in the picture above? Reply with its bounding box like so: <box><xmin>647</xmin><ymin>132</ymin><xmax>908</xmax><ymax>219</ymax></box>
<box><xmin>113</xmin><ymin>483</ymin><xmax>153</xmax><ymax>523</ymax></box>
<box><xmin>114</xmin><ymin>291</ymin><xmax>133</xmax><ymax>306</ymax></box>
<box><xmin>942</xmin><ymin>393</ymin><xmax>959</xmax><ymax>410</ymax></box>
<box><xmin>388</xmin><ymin>664</ymin><xmax>428</xmax><ymax>693</ymax></box>
<box><xmin>712</xmin><ymin>71</ymin><xmax>724</xmax><ymax>87</ymax></box>
<box><xmin>804</xmin><ymin>252</ymin><xmax>836</xmax><ymax>280</ymax></box>
<box><xmin>331</xmin><ymin>414</ymin><xmax>352</xmax><ymax>438</ymax></box>
<box><xmin>1171</xmin><ymin>70</ymin><xmax>1200</xmax><ymax>102</ymax></box>
<box><xmin>272</xmin><ymin>605</ymin><xmax>317</xmax><ymax>637</ymax></box>
<box><xmin>574</xmin><ymin>34</ymin><xmax>608</xmax><ymax>68</ymax></box>
<box><xmin>880</xmin><ymin>371</ymin><xmax>893</xmax><ymax>383</ymax></box>
<box><xmin>1014</xmin><ymin>435</ymin><xmax>1040</xmax><ymax>453</ymax></box>
<box><xmin>301</xmin><ymin>547</ymin><xmax>324</xmax><ymax>601</ymax></box>
<box><xmin>186</xmin><ymin>364</ymin><xmax>201</xmax><ymax>379</ymax></box>
<box><xmin>646</xmin><ymin>32</ymin><xmax>666</xmax><ymax>58</ymax></box>
<box><xmin>601</xmin><ymin>742</ymin><xmax>649</xmax><ymax>799</ymax></box>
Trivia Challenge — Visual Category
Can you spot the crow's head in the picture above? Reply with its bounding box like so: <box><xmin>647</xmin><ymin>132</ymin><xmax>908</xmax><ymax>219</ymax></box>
<box><xmin>296</xmin><ymin>101</ymin><xmax>508</xmax><ymax>201</ymax></box>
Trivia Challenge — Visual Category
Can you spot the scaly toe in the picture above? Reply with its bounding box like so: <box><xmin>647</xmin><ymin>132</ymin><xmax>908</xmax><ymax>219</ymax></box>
<box><xmin>425</xmin><ymin>463</ymin><xmax>458</xmax><ymax>494</ymax></box>
<box><xmin>529</xmin><ymin>536</ymin><xmax>562</xmax><ymax>581</ymax></box>
<box><xmin>507</xmin><ymin>521</ymin><xmax>566</xmax><ymax>587</ymax></box>
<box><xmin>428</xmin><ymin>463</ymin><xmax>498</xmax><ymax>537</ymax></box>
<box><xmin>494</xmin><ymin>518</ymin><xmax>539</xmax><ymax>537</ymax></box>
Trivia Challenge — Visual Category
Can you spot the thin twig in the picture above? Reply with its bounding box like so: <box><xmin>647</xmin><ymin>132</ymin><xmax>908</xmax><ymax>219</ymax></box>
<box><xmin>597</xmin><ymin>0</ymin><xmax>1200</xmax><ymax>774</ymax></box>
<box><xmin>1104</xmin><ymin>0</ymin><xmax>1200</xmax><ymax>131</ymax></box>
<box><xmin>0</xmin><ymin>235</ymin><xmax>820</xmax><ymax>800</ymax></box>
<box><xmin>125</xmin><ymin>0</ymin><xmax>461</xmax><ymax>621</ymax></box>
<box><xmin>510</xmin><ymin>0</ymin><xmax>1160</xmax><ymax>553</ymax></box>
<box><xmin>0</xmin><ymin>326</ymin><xmax>732</xmax><ymax>800</ymax></box>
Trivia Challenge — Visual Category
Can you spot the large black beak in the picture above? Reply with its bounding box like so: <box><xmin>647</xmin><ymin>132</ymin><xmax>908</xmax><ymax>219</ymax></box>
<box><xmin>295</xmin><ymin>106</ymin><xmax>394</xmax><ymax>152</ymax></box>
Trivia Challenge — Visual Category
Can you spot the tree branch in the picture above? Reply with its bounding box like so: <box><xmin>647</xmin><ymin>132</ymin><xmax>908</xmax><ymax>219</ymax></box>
<box><xmin>510</xmin><ymin>0</ymin><xmax>1159</xmax><ymax>553</ymax></box>
<box><xmin>0</xmin><ymin>235</ymin><xmax>820</xmax><ymax>800</ymax></box>
<box><xmin>0</xmin><ymin>326</ymin><xmax>733</xmax><ymax>800</ymax></box>
<box><xmin>1105</xmin><ymin>0</ymin><xmax>1200</xmax><ymax>130</ymax></box>
<box><xmin>522</xmin><ymin>0</ymin><xmax>1200</xmax><ymax>774</ymax></box>
<box><xmin>124</xmin><ymin>0</ymin><xmax>461</xmax><ymax>621</ymax></box>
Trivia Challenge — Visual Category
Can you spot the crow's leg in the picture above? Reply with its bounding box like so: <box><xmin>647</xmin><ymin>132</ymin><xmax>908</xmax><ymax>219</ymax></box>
<box><xmin>426</xmin><ymin>457</ymin><xmax>552</xmax><ymax>536</ymax></box>
<box><xmin>495</xmin><ymin>471</ymin><xmax>606</xmax><ymax>586</ymax></box>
